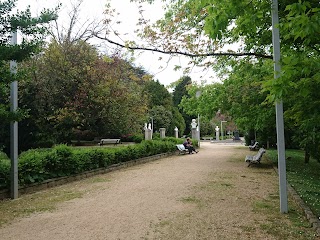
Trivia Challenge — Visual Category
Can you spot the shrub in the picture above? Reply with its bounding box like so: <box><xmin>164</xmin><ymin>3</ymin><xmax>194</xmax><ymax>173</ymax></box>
<box><xmin>0</xmin><ymin>159</ymin><xmax>10</xmax><ymax>189</ymax></box>
<box><xmin>44</xmin><ymin>145</ymin><xmax>76</xmax><ymax>178</ymax></box>
<box><xmin>121</xmin><ymin>134</ymin><xmax>144</xmax><ymax>143</ymax></box>
<box><xmin>0</xmin><ymin>139</ymin><xmax>178</xmax><ymax>191</ymax></box>
<box><xmin>132</xmin><ymin>134</ymin><xmax>143</xmax><ymax>143</ymax></box>
<box><xmin>18</xmin><ymin>150</ymin><xmax>47</xmax><ymax>185</ymax></box>
<box><xmin>0</xmin><ymin>151</ymin><xmax>9</xmax><ymax>160</ymax></box>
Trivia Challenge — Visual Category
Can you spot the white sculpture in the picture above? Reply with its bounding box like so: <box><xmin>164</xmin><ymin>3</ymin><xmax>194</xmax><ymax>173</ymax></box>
<box><xmin>191</xmin><ymin>119</ymin><xmax>197</xmax><ymax>129</ymax></box>
<box><xmin>148</xmin><ymin>123</ymin><xmax>152</xmax><ymax>130</ymax></box>
<box><xmin>174</xmin><ymin>127</ymin><xmax>179</xmax><ymax>138</ymax></box>
<box><xmin>215</xmin><ymin>126</ymin><xmax>220</xmax><ymax>141</ymax></box>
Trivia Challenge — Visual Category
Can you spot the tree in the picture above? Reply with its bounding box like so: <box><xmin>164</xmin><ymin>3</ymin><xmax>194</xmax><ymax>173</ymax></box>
<box><xmin>0</xmin><ymin>0</ymin><xmax>57</xmax><ymax>152</ymax></box>
<box><xmin>171</xmin><ymin>76</ymin><xmax>195</xmax><ymax>135</ymax></box>
<box><xmin>19</xmin><ymin>40</ymin><xmax>150</xmax><ymax>149</ymax></box>
<box><xmin>143</xmin><ymin>79</ymin><xmax>173</xmax><ymax>109</ymax></box>
<box><xmin>98</xmin><ymin>0</ymin><xmax>320</xmax><ymax>159</ymax></box>
<box><xmin>49</xmin><ymin>0</ymin><xmax>102</xmax><ymax>44</ymax></box>
<box><xmin>172</xmin><ymin>76</ymin><xmax>192</xmax><ymax>107</ymax></box>
<box><xmin>143</xmin><ymin>79</ymin><xmax>186</xmax><ymax>136</ymax></box>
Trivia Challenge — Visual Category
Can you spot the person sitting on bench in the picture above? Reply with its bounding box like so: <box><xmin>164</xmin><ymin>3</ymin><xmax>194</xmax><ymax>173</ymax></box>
<box><xmin>183</xmin><ymin>138</ymin><xmax>198</xmax><ymax>154</ymax></box>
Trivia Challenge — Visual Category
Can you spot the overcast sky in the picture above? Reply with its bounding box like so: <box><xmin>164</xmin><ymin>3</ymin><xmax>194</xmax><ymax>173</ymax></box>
<box><xmin>16</xmin><ymin>0</ymin><xmax>218</xmax><ymax>87</ymax></box>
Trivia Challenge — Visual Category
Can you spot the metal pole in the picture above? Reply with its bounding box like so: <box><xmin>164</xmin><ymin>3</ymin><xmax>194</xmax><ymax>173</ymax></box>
<box><xmin>10</xmin><ymin>31</ymin><xmax>19</xmax><ymax>199</ymax></box>
<box><xmin>151</xmin><ymin>117</ymin><xmax>153</xmax><ymax>133</ymax></box>
<box><xmin>272</xmin><ymin>0</ymin><xmax>288</xmax><ymax>213</ymax></box>
<box><xmin>221</xmin><ymin>121</ymin><xmax>227</xmax><ymax>140</ymax></box>
<box><xmin>198</xmin><ymin>114</ymin><xmax>200</xmax><ymax>147</ymax></box>
<box><xmin>195</xmin><ymin>90</ymin><xmax>201</xmax><ymax>147</ymax></box>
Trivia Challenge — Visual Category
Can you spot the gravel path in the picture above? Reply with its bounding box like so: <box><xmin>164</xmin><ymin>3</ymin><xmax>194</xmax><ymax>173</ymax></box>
<box><xmin>0</xmin><ymin>142</ymin><xmax>317</xmax><ymax>239</ymax></box>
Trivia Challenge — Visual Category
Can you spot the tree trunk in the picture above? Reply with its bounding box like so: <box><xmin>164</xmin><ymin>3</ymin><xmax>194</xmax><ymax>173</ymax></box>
<box><xmin>304</xmin><ymin>150</ymin><xmax>310</xmax><ymax>164</ymax></box>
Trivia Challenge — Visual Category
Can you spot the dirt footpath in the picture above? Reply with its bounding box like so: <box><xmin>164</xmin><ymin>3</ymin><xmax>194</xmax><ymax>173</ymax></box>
<box><xmin>0</xmin><ymin>142</ymin><xmax>317</xmax><ymax>240</ymax></box>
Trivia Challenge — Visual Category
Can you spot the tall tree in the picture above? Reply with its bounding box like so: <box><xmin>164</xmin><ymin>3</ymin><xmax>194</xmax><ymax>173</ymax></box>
<box><xmin>172</xmin><ymin>76</ymin><xmax>192</xmax><ymax>107</ymax></box>
<box><xmin>19</xmin><ymin>41</ymin><xmax>149</xmax><ymax>148</ymax></box>
<box><xmin>0</xmin><ymin>0</ymin><xmax>57</xmax><ymax>152</ymax></box>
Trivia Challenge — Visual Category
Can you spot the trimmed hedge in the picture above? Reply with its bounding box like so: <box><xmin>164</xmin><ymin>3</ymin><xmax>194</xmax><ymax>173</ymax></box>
<box><xmin>0</xmin><ymin>138</ymin><xmax>184</xmax><ymax>190</ymax></box>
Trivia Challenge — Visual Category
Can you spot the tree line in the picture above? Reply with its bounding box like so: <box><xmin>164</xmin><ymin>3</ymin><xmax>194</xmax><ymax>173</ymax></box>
<box><xmin>2</xmin><ymin>0</ymin><xmax>320</xmax><ymax>164</ymax></box>
<box><xmin>124</xmin><ymin>0</ymin><xmax>319</xmax><ymax>163</ymax></box>
<box><xmin>0</xmin><ymin>0</ymin><xmax>196</xmax><ymax>154</ymax></box>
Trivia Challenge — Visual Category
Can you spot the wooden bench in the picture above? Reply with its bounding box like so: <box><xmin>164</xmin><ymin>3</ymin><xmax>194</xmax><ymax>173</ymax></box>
<box><xmin>99</xmin><ymin>139</ymin><xmax>121</xmax><ymax>146</ymax></box>
<box><xmin>176</xmin><ymin>144</ymin><xmax>189</xmax><ymax>154</ymax></box>
<box><xmin>245</xmin><ymin>148</ymin><xmax>266</xmax><ymax>167</ymax></box>
<box><xmin>202</xmin><ymin>137</ymin><xmax>213</xmax><ymax>140</ymax></box>
<box><xmin>249</xmin><ymin>141</ymin><xmax>259</xmax><ymax>151</ymax></box>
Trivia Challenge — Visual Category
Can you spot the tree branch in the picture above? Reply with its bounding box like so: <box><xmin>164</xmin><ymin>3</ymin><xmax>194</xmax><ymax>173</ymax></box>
<box><xmin>93</xmin><ymin>34</ymin><xmax>273</xmax><ymax>59</ymax></box>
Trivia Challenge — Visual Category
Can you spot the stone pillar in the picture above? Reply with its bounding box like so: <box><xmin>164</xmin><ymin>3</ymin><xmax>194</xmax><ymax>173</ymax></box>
<box><xmin>191</xmin><ymin>119</ymin><xmax>198</xmax><ymax>140</ymax></box>
<box><xmin>148</xmin><ymin>123</ymin><xmax>153</xmax><ymax>140</ymax></box>
<box><xmin>159</xmin><ymin>128</ymin><xmax>166</xmax><ymax>138</ymax></box>
<box><xmin>191</xmin><ymin>129</ymin><xmax>197</xmax><ymax>140</ymax></box>
<box><xmin>144</xmin><ymin>123</ymin><xmax>148</xmax><ymax>140</ymax></box>
<box><xmin>148</xmin><ymin>129</ymin><xmax>152</xmax><ymax>140</ymax></box>
<box><xmin>174</xmin><ymin>127</ymin><xmax>179</xmax><ymax>138</ymax></box>
<box><xmin>215</xmin><ymin>126</ymin><xmax>220</xmax><ymax>141</ymax></box>
<box><xmin>144</xmin><ymin>123</ymin><xmax>152</xmax><ymax>140</ymax></box>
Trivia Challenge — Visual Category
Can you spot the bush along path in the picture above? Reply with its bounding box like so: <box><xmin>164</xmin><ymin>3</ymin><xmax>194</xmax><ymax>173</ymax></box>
<box><xmin>0</xmin><ymin>138</ymin><xmax>190</xmax><ymax>195</ymax></box>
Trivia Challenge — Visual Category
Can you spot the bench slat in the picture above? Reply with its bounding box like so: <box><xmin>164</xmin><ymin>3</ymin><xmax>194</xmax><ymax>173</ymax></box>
<box><xmin>99</xmin><ymin>139</ymin><xmax>121</xmax><ymax>146</ymax></box>
<box><xmin>176</xmin><ymin>144</ymin><xmax>189</xmax><ymax>154</ymax></box>
<box><xmin>245</xmin><ymin>148</ymin><xmax>266</xmax><ymax>166</ymax></box>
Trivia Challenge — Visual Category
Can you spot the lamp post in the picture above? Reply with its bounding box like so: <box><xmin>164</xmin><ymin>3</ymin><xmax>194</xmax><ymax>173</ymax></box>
<box><xmin>221</xmin><ymin>121</ymin><xmax>227</xmax><ymax>140</ymax></box>
<box><xmin>150</xmin><ymin>117</ymin><xmax>154</xmax><ymax>133</ymax></box>
<box><xmin>272</xmin><ymin>0</ymin><xmax>288</xmax><ymax>213</ymax></box>
<box><xmin>196</xmin><ymin>90</ymin><xmax>201</xmax><ymax>147</ymax></box>
<box><xmin>10</xmin><ymin>31</ymin><xmax>18</xmax><ymax>199</ymax></box>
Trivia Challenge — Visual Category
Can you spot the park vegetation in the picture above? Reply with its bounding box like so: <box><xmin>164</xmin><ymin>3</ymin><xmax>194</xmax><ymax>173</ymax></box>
<box><xmin>0</xmin><ymin>0</ymin><xmax>319</xmax><ymax>220</ymax></box>
<box><xmin>0</xmin><ymin>0</ymin><xmax>193</xmax><ymax>155</ymax></box>
<box><xmin>105</xmin><ymin>0</ymin><xmax>320</xmax><ymax>163</ymax></box>
<box><xmin>0</xmin><ymin>138</ymin><xmax>186</xmax><ymax>191</ymax></box>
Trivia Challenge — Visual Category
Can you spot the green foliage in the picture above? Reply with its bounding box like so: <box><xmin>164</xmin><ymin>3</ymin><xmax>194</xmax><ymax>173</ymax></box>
<box><xmin>0</xmin><ymin>140</ymin><xmax>179</xmax><ymax>190</ymax></box>
<box><xmin>132</xmin><ymin>134</ymin><xmax>144</xmax><ymax>143</ymax></box>
<box><xmin>17</xmin><ymin>42</ymin><xmax>149</xmax><ymax>150</ymax></box>
<box><xmin>172</xmin><ymin>76</ymin><xmax>192</xmax><ymax>107</ymax></box>
<box><xmin>121</xmin><ymin>133</ymin><xmax>144</xmax><ymax>143</ymax></box>
<box><xmin>143</xmin><ymin>80</ymin><xmax>173</xmax><ymax>109</ymax></box>
<box><xmin>130</xmin><ymin>0</ymin><xmax>320</xmax><ymax>157</ymax></box>
<box><xmin>168</xmin><ymin>107</ymin><xmax>186</xmax><ymax>136</ymax></box>
<box><xmin>0</xmin><ymin>1</ymin><xmax>57</xmax><ymax>154</ymax></box>
<box><xmin>0</xmin><ymin>0</ymin><xmax>57</xmax><ymax>126</ymax></box>
<box><xmin>267</xmin><ymin>149</ymin><xmax>320</xmax><ymax>218</ymax></box>
<box><xmin>18</xmin><ymin>149</ymin><xmax>47</xmax><ymax>185</ymax></box>
<box><xmin>43</xmin><ymin>145</ymin><xmax>72</xmax><ymax>178</ymax></box>
<box><xmin>0</xmin><ymin>158</ymin><xmax>10</xmax><ymax>189</ymax></box>
<box><xmin>149</xmin><ymin>105</ymin><xmax>173</xmax><ymax>132</ymax></box>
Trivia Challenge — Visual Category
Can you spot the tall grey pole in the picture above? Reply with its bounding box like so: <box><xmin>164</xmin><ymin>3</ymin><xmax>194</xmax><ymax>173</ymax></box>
<box><xmin>10</xmin><ymin>31</ymin><xmax>19</xmax><ymax>199</ymax></box>
<box><xmin>197</xmin><ymin>113</ymin><xmax>200</xmax><ymax>147</ymax></box>
<box><xmin>195</xmin><ymin>91</ymin><xmax>201</xmax><ymax>147</ymax></box>
<box><xmin>271</xmin><ymin>0</ymin><xmax>288</xmax><ymax>213</ymax></box>
<box><xmin>151</xmin><ymin>117</ymin><xmax>153</xmax><ymax>132</ymax></box>
<box><xmin>221</xmin><ymin>121</ymin><xmax>227</xmax><ymax>140</ymax></box>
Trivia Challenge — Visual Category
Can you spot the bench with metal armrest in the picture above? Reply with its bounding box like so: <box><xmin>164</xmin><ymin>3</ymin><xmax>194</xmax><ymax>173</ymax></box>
<box><xmin>245</xmin><ymin>148</ymin><xmax>266</xmax><ymax>167</ymax></box>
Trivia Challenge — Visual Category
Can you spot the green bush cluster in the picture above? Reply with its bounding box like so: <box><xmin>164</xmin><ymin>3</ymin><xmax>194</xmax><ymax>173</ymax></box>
<box><xmin>120</xmin><ymin>134</ymin><xmax>144</xmax><ymax>143</ymax></box>
<box><xmin>0</xmin><ymin>139</ymin><xmax>179</xmax><ymax>190</ymax></box>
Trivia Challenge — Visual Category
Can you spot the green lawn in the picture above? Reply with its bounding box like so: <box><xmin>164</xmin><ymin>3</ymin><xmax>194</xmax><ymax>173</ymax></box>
<box><xmin>267</xmin><ymin>149</ymin><xmax>320</xmax><ymax>219</ymax></box>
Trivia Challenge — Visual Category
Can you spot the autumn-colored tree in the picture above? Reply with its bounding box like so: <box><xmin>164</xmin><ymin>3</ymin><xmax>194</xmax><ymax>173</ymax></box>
<box><xmin>19</xmin><ymin>40</ymin><xmax>149</xmax><ymax>149</ymax></box>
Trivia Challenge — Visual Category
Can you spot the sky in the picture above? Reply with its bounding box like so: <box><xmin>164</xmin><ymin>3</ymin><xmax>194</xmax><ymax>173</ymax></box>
<box><xmin>16</xmin><ymin>0</ymin><xmax>219</xmax><ymax>87</ymax></box>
